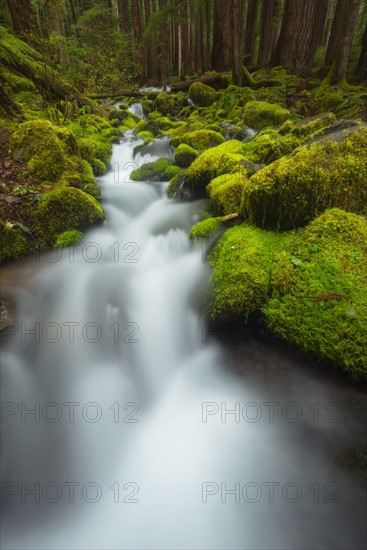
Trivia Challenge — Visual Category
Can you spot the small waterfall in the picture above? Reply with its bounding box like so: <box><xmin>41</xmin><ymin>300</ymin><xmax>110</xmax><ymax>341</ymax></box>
<box><xmin>128</xmin><ymin>102</ymin><xmax>146</xmax><ymax>119</ymax></box>
<box><xmin>1</xmin><ymin>134</ymin><xmax>365</xmax><ymax>550</ymax></box>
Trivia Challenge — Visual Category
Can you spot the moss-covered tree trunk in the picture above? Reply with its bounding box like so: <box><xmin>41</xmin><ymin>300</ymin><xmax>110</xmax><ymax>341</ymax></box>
<box><xmin>356</xmin><ymin>22</ymin><xmax>367</xmax><ymax>79</ymax></box>
<box><xmin>211</xmin><ymin>0</ymin><xmax>232</xmax><ymax>72</ymax></box>
<box><xmin>258</xmin><ymin>0</ymin><xmax>275</xmax><ymax>66</ymax></box>
<box><xmin>6</xmin><ymin>0</ymin><xmax>38</xmax><ymax>45</ymax></box>
<box><xmin>244</xmin><ymin>0</ymin><xmax>260</xmax><ymax>65</ymax></box>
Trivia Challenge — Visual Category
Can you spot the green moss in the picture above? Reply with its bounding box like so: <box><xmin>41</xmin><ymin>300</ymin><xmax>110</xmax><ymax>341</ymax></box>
<box><xmin>243</xmin><ymin>101</ymin><xmax>292</xmax><ymax>129</ymax></box>
<box><xmin>55</xmin><ymin>229</ymin><xmax>83</xmax><ymax>248</ymax></box>
<box><xmin>209</xmin><ymin>224</ymin><xmax>281</xmax><ymax>321</ymax></box>
<box><xmin>35</xmin><ymin>187</ymin><xmax>104</xmax><ymax>247</ymax></box>
<box><xmin>167</xmin><ymin>173</ymin><xmax>183</xmax><ymax>197</ymax></box>
<box><xmin>242</xmin><ymin>129</ymin><xmax>300</xmax><ymax>165</ymax></box>
<box><xmin>137</xmin><ymin>130</ymin><xmax>154</xmax><ymax>139</ymax></box>
<box><xmin>78</xmin><ymin>134</ymin><xmax>112</xmax><ymax>167</ymax></box>
<box><xmin>190</xmin><ymin>217</ymin><xmax>221</xmax><ymax>240</ymax></box>
<box><xmin>10</xmin><ymin>119</ymin><xmax>67</xmax><ymax>181</ymax></box>
<box><xmin>165</xmin><ymin>165</ymin><xmax>181</xmax><ymax>179</ymax></box>
<box><xmin>177</xmin><ymin>129</ymin><xmax>225</xmax><ymax>151</ymax></box>
<box><xmin>89</xmin><ymin>157</ymin><xmax>106</xmax><ymax>176</ymax></box>
<box><xmin>242</xmin><ymin>127</ymin><xmax>367</xmax><ymax>230</ymax></box>
<box><xmin>292</xmin><ymin>113</ymin><xmax>336</xmax><ymax>138</ymax></box>
<box><xmin>0</xmin><ymin>222</ymin><xmax>28</xmax><ymax>263</ymax></box>
<box><xmin>264</xmin><ymin>209</ymin><xmax>367</xmax><ymax>379</ymax></box>
<box><xmin>189</xmin><ymin>82</ymin><xmax>217</xmax><ymax>107</ymax></box>
<box><xmin>207</xmin><ymin>173</ymin><xmax>246</xmax><ymax>215</ymax></box>
<box><xmin>156</xmin><ymin>92</ymin><xmax>176</xmax><ymax>115</ymax></box>
<box><xmin>185</xmin><ymin>140</ymin><xmax>247</xmax><ymax>196</ymax></box>
<box><xmin>130</xmin><ymin>158</ymin><xmax>172</xmax><ymax>182</ymax></box>
<box><xmin>174</xmin><ymin>143</ymin><xmax>198</xmax><ymax>168</ymax></box>
<box><xmin>134</xmin><ymin>119</ymin><xmax>160</xmax><ymax>136</ymax></box>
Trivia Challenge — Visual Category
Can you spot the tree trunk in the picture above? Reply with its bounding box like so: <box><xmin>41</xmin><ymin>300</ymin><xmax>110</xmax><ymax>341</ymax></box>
<box><xmin>6</xmin><ymin>0</ymin><xmax>38</xmax><ymax>44</ymax></box>
<box><xmin>117</xmin><ymin>0</ymin><xmax>130</xmax><ymax>31</ymax></box>
<box><xmin>356</xmin><ymin>22</ymin><xmax>367</xmax><ymax>79</ymax></box>
<box><xmin>158</xmin><ymin>0</ymin><xmax>169</xmax><ymax>81</ymax></box>
<box><xmin>231</xmin><ymin>0</ymin><xmax>244</xmax><ymax>84</ymax></box>
<box><xmin>195</xmin><ymin>4</ymin><xmax>204</xmax><ymax>74</ymax></box>
<box><xmin>328</xmin><ymin>0</ymin><xmax>361</xmax><ymax>83</ymax></box>
<box><xmin>132</xmin><ymin>0</ymin><xmax>144</xmax><ymax>80</ymax></box>
<box><xmin>258</xmin><ymin>0</ymin><xmax>275</xmax><ymax>66</ymax></box>
<box><xmin>0</xmin><ymin>81</ymin><xmax>23</xmax><ymax>116</ymax></box>
<box><xmin>324</xmin><ymin>0</ymin><xmax>345</xmax><ymax>67</ymax></box>
<box><xmin>211</xmin><ymin>0</ymin><xmax>232</xmax><ymax>71</ymax></box>
<box><xmin>244</xmin><ymin>0</ymin><xmax>259</xmax><ymax>65</ymax></box>
<box><xmin>305</xmin><ymin>0</ymin><xmax>332</xmax><ymax>67</ymax></box>
<box><xmin>271</xmin><ymin>0</ymin><xmax>318</xmax><ymax>70</ymax></box>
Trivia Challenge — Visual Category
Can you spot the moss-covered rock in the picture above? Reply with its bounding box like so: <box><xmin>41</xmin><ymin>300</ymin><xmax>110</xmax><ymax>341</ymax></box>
<box><xmin>242</xmin><ymin>127</ymin><xmax>367</xmax><ymax>230</ymax></box>
<box><xmin>243</xmin><ymin>101</ymin><xmax>292</xmax><ymax>129</ymax></box>
<box><xmin>189</xmin><ymin>82</ymin><xmax>217</xmax><ymax>107</ymax></box>
<box><xmin>176</xmin><ymin>129</ymin><xmax>225</xmax><ymax>150</ymax></box>
<box><xmin>190</xmin><ymin>217</ymin><xmax>221</xmax><ymax>240</ymax></box>
<box><xmin>185</xmin><ymin>140</ymin><xmax>247</xmax><ymax>197</ymax></box>
<box><xmin>134</xmin><ymin>119</ymin><xmax>160</xmax><ymax>136</ymax></box>
<box><xmin>264</xmin><ymin>209</ymin><xmax>367</xmax><ymax>379</ymax></box>
<box><xmin>89</xmin><ymin>157</ymin><xmax>106</xmax><ymax>176</ymax></box>
<box><xmin>207</xmin><ymin>173</ymin><xmax>246</xmax><ymax>216</ymax></box>
<box><xmin>174</xmin><ymin>143</ymin><xmax>198</xmax><ymax>167</ymax></box>
<box><xmin>0</xmin><ymin>222</ymin><xmax>28</xmax><ymax>262</ymax></box>
<box><xmin>165</xmin><ymin>165</ymin><xmax>181</xmax><ymax>179</ymax></box>
<box><xmin>55</xmin><ymin>229</ymin><xmax>83</xmax><ymax>248</ymax></box>
<box><xmin>10</xmin><ymin>119</ymin><xmax>67</xmax><ymax>182</ymax></box>
<box><xmin>292</xmin><ymin>112</ymin><xmax>336</xmax><ymax>138</ymax></box>
<box><xmin>78</xmin><ymin>134</ymin><xmax>112</xmax><ymax>167</ymax></box>
<box><xmin>242</xmin><ymin>129</ymin><xmax>300</xmax><ymax>165</ymax></box>
<box><xmin>209</xmin><ymin>224</ymin><xmax>281</xmax><ymax>321</ymax></box>
<box><xmin>35</xmin><ymin>187</ymin><xmax>104</xmax><ymax>247</ymax></box>
<box><xmin>156</xmin><ymin>92</ymin><xmax>176</xmax><ymax>115</ymax></box>
<box><xmin>130</xmin><ymin>158</ymin><xmax>172</xmax><ymax>182</ymax></box>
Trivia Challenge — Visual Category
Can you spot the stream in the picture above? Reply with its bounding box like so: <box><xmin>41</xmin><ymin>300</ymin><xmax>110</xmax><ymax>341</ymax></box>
<box><xmin>1</xmin><ymin>133</ymin><xmax>366</xmax><ymax>550</ymax></box>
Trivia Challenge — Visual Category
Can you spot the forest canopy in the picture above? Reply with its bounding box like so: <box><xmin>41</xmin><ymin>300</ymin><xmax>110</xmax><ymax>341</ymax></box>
<box><xmin>0</xmin><ymin>0</ymin><xmax>366</xmax><ymax>92</ymax></box>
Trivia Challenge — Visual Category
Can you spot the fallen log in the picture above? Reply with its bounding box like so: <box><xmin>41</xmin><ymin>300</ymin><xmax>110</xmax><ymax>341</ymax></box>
<box><xmin>171</xmin><ymin>73</ymin><xmax>230</xmax><ymax>92</ymax></box>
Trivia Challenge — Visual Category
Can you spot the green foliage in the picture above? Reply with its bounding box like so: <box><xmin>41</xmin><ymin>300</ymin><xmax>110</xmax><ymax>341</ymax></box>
<box><xmin>209</xmin><ymin>224</ymin><xmax>281</xmax><ymax>321</ymax></box>
<box><xmin>243</xmin><ymin>101</ymin><xmax>292</xmax><ymax>129</ymax></box>
<box><xmin>174</xmin><ymin>143</ymin><xmax>198</xmax><ymax>167</ymax></box>
<box><xmin>130</xmin><ymin>158</ymin><xmax>172</xmax><ymax>182</ymax></box>
<box><xmin>189</xmin><ymin>217</ymin><xmax>221</xmax><ymax>240</ymax></box>
<box><xmin>55</xmin><ymin>230</ymin><xmax>83</xmax><ymax>248</ymax></box>
<box><xmin>189</xmin><ymin>82</ymin><xmax>217</xmax><ymax>107</ymax></box>
<box><xmin>0</xmin><ymin>221</ymin><xmax>28</xmax><ymax>263</ymax></box>
<box><xmin>264</xmin><ymin>209</ymin><xmax>367</xmax><ymax>379</ymax></box>
<box><xmin>242</xmin><ymin>127</ymin><xmax>367</xmax><ymax>229</ymax></box>
<box><xmin>35</xmin><ymin>187</ymin><xmax>104</xmax><ymax>247</ymax></box>
<box><xmin>207</xmin><ymin>173</ymin><xmax>246</xmax><ymax>215</ymax></box>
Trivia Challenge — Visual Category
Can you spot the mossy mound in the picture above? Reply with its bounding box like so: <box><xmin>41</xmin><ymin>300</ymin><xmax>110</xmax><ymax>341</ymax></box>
<box><xmin>55</xmin><ymin>229</ymin><xmax>83</xmax><ymax>248</ymax></box>
<box><xmin>207</xmin><ymin>173</ymin><xmax>246</xmax><ymax>216</ymax></box>
<box><xmin>176</xmin><ymin>129</ymin><xmax>224</xmax><ymax>150</ymax></box>
<box><xmin>190</xmin><ymin>217</ymin><xmax>221</xmax><ymax>240</ymax></box>
<box><xmin>291</xmin><ymin>113</ymin><xmax>336</xmax><ymax>138</ymax></box>
<box><xmin>165</xmin><ymin>165</ymin><xmax>182</xmax><ymax>179</ymax></box>
<box><xmin>130</xmin><ymin>158</ymin><xmax>172</xmax><ymax>182</ymax></box>
<box><xmin>134</xmin><ymin>119</ymin><xmax>160</xmax><ymax>136</ymax></box>
<box><xmin>0</xmin><ymin>222</ymin><xmax>28</xmax><ymax>262</ymax></box>
<box><xmin>242</xmin><ymin>129</ymin><xmax>300</xmax><ymax>165</ymax></box>
<box><xmin>185</xmin><ymin>140</ymin><xmax>247</xmax><ymax>197</ymax></box>
<box><xmin>242</xmin><ymin>127</ymin><xmax>367</xmax><ymax>230</ymax></box>
<box><xmin>189</xmin><ymin>82</ymin><xmax>217</xmax><ymax>106</ymax></box>
<box><xmin>35</xmin><ymin>187</ymin><xmax>104</xmax><ymax>247</ymax></box>
<box><xmin>174</xmin><ymin>143</ymin><xmax>198</xmax><ymax>168</ymax></box>
<box><xmin>78</xmin><ymin>134</ymin><xmax>112</xmax><ymax>168</ymax></box>
<box><xmin>156</xmin><ymin>92</ymin><xmax>177</xmax><ymax>115</ymax></box>
<box><xmin>243</xmin><ymin>101</ymin><xmax>292</xmax><ymax>129</ymax></box>
<box><xmin>209</xmin><ymin>224</ymin><xmax>281</xmax><ymax>321</ymax></box>
<box><xmin>264</xmin><ymin>209</ymin><xmax>367</xmax><ymax>379</ymax></box>
<box><xmin>10</xmin><ymin>119</ymin><xmax>68</xmax><ymax>182</ymax></box>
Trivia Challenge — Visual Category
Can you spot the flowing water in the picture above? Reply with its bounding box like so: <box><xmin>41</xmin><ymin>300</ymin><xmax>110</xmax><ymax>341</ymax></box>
<box><xmin>1</xmin><ymin>134</ymin><xmax>366</xmax><ymax>549</ymax></box>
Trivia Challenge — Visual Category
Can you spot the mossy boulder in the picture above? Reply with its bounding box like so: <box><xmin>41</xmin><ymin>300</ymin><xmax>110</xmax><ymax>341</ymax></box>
<box><xmin>243</xmin><ymin>101</ymin><xmax>292</xmax><ymax>129</ymax></box>
<box><xmin>189</xmin><ymin>82</ymin><xmax>217</xmax><ymax>107</ymax></box>
<box><xmin>185</xmin><ymin>140</ymin><xmax>247</xmax><ymax>197</ymax></box>
<box><xmin>78</xmin><ymin>134</ymin><xmax>112</xmax><ymax>167</ymax></box>
<box><xmin>264</xmin><ymin>209</ymin><xmax>367</xmax><ymax>379</ymax></box>
<box><xmin>134</xmin><ymin>119</ymin><xmax>160</xmax><ymax>136</ymax></box>
<box><xmin>0</xmin><ymin>222</ymin><xmax>28</xmax><ymax>262</ymax></box>
<box><xmin>209</xmin><ymin>224</ymin><xmax>281</xmax><ymax>321</ymax></box>
<box><xmin>242</xmin><ymin>127</ymin><xmax>367</xmax><ymax>230</ymax></box>
<box><xmin>165</xmin><ymin>165</ymin><xmax>181</xmax><ymax>179</ymax></box>
<box><xmin>292</xmin><ymin>113</ymin><xmax>336</xmax><ymax>138</ymax></box>
<box><xmin>207</xmin><ymin>173</ymin><xmax>247</xmax><ymax>216</ymax></box>
<box><xmin>10</xmin><ymin>119</ymin><xmax>68</xmax><ymax>182</ymax></box>
<box><xmin>177</xmin><ymin>129</ymin><xmax>225</xmax><ymax>151</ymax></box>
<box><xmin>35</xmin><ymin>187</ymin><xmax>104</xmax><ymax>247</ymax></box>
<box><xmin>190</xmin><ymin>217</ymin><xmax>221</xmax><ymax>240</ymax></box>
<box><xmin>55</xmin><ymin>229</ymin><xmax>83</xmax><ymax>248</ymax></box>
<box><xmin>242</xmin><ymin>129</ymin><xmax>300</xmax><ymax>165</ymax></box>
<box><xmin>130</xmin><ymin>158</ymin><xmax>172</xmax><ymax>182</ymax></box>
<box><xmin>174</xmin><ymin>143</ymin><xmax>198</xmax><ymax>168</ymax></box>
<box><xmin>156</xmin><ymin>92</ymin><xmax>176</xmax><ymax>115</ymax></box>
